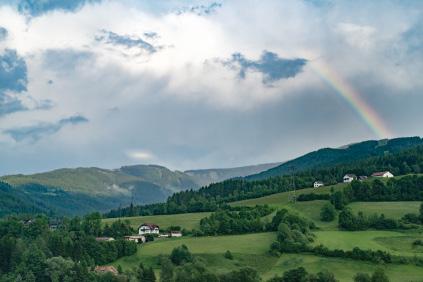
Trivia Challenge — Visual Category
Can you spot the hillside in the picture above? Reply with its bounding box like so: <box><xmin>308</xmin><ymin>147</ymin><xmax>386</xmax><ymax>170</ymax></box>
<box><xmin>185</xmin><ymin>162</ymin><xmax>282</xmax><ymax>186</ymax></box>
<box><xmin>247</xmin><ymin>136</ymin><xmax>423</xmax><ymax>180</ymax></box>
<box><xmin>0</xmin><ymin>163</ymin><xmax>278</xmax><ymax>216</ymax></box>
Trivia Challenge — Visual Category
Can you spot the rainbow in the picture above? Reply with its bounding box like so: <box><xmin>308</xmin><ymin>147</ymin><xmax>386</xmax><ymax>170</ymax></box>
<box><xmin>310</xmin><ymin>60</ymin><xmax>392</xmax><ymax>139</ymax></box>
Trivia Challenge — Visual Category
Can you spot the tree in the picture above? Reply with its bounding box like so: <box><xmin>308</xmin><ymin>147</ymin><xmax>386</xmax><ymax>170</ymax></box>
<box><xmin>224</xmin><ymin>250</ymin><xmax>233</xmax><ymax>260</ymax></box>
<box><xmin>159</xmin><ymin>257</ymin><xmax>174</xmax><ymax>282</ymax></box>
<box><xmin>354</xmin><ymin>273</ymin><xmax>371</xmax><ymax>282</ymax></box>
<box><xmin>371</xmin><ymin>269</ymin><xmax>389</xmax><ymax>282</ymax></box>
<box><xmin>281</xmin><ymin>267</ymin><xmax>309</xmax><ymax>282</ymax></box>
<box><xmin>220</xmin><ymin>267</ymin><xmax>260</xmax><ymax>282</ymax></box>
<box><xmin>320</xmin><ymin>203</ymin><xmax>336</xmax><ymax>222</ymax></box>
<box><xmin>170</xmin><ymin>245</ymin><xmax>193</xmax><ymax>266</ymax></box>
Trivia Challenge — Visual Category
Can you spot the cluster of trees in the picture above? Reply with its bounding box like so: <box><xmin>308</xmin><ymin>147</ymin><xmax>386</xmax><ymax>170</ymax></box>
<box><xmin>106</xmin><ymin>144</ymin><xmax>423</xmax><ymax>219</ymax></box>
<box><xmin>267</xmin><ymin>267</ymin><xmax>337</xmax><ymax>282</ymax></box>
<box><xmin>0</xmin><ymin>213</ymin><xmax>137</xmax><ymax>281</ymax></box>
<box><xmin>297</xmin><ymin>193</ymin><xmax>331</xmax><ymax>201</ymax></box>
<box><xmin>312</xmin><ymin>245</ymin><xmax>391</xmax><ymax>264</ymax></box>
<box><xmin>269</xmin><ymin>209</ymin><xmax>315</xmax><ymax>254</ymax></box>
<box><xmin>338</xmin><ymin>208</ymin><xmax>401</xmax><ymax>231</ymax></box>
<box><xmin>320</xmin><ymin>203</ymin><xmax>336</xmax><ymax>222</ymax></box>
<box><xmin>347</xmin><ymin>176</ymin><xmax>423</xmax><ymax>202</ymax></box>
<box><xmin>198</xmin><ymin>205</ymin><xmax>274</xmax><ymax>236</ymax></box>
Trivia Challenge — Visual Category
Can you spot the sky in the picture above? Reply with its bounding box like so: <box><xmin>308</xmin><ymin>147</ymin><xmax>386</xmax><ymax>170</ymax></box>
<box><xmin>0</xmin><ymin>0</ymin><xmax>422</xmax><ymax>175</ymax></box>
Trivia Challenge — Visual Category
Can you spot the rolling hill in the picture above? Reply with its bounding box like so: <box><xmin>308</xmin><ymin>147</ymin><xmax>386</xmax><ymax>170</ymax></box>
<box><xmin>0</xmin><ymin>163</ymin><xmax>279</xmax><ymax>216</ymax></box>
<box><xmin>247</xmin><ymin>136</ymin><xmax>423</xmax><ymax>180</ymax></box>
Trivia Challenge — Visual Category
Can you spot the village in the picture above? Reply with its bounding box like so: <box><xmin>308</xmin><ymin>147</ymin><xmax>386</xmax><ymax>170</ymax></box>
<box><xmin>313</xmin><ymin>170</ymin><xmax>394</xmax><ymax>188</ymax></box>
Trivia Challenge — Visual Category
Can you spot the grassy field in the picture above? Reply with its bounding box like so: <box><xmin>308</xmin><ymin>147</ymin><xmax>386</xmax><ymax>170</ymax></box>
<box><xmin>112</xmin><ymin>232</ymin><xmax>423</xmax><ymax>282</ymax></box>
<box><xmin>349</xmin><ymin>201</ymin><xmax>421</xmax><ymax>219</ymax></box>
<box><xmin>230</xmin><ymin>184</ymin><xmax>345</xmax><ymax>208</ymax></box>
<box><xmin>266</xmin><ymin>254</ymin><xmax>423</xmax><ymax>282</ymax></box>
<box><xmin>102</xmin><ymin>212</ymin><xmax>211</xmax><ymax>230</ymax></box>
<box><xmin>313</xmin><ymin>230</ymin><xmax>423</xmax><ymax>257</ymax></box>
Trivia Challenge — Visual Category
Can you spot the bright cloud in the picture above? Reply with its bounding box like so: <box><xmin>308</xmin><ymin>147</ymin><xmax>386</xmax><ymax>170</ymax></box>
<box><xmin>0</xmin><ymin>0</ymin><xmax>422</xmax><ymax>174</ymax></box>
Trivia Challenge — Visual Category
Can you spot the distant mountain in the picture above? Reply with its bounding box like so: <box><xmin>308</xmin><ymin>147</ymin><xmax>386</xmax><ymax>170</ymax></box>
<box><xmin>185</xmin><ymin>162</ymin><xmax>282</xmax><ymax>186</ymax></box>
<box><xmin>247</xmin><ymin>137</ymin><xmax>423</xmax><ymax>180</ymax></box>
<box><xmin>0</xmin><ymin>162</ymin><xmax>279</xmax><ymax>216</ymax></box>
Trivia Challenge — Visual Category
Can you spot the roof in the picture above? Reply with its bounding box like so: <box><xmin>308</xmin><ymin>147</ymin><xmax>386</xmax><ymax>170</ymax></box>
<box><xmin>344</xmin><ymin>174</ymin><xmax>357</xmax><ymax>178</ymax></box>
<box><xmin>139</xmin><ymin>223</ymin><xmax>159</xmax><ymax>229</ymax></box>
<box><xmin>371</xmin><ymin>171</ymin><xmax>391</xmax><ymax>176</ymax></box>
<box><xmin>95</xmin><ymin>237</ymin><xmax>115</xmax><ymax>241</ymax></box>
<box><xmin>94</xmin><ymin>266</ymin><xmax>118</xmax><ymax>275</ymax></box>
<box><xmin>314</xmin><ymin>181</ymin><xmax>323</xmax><ymax>184</ymax></box>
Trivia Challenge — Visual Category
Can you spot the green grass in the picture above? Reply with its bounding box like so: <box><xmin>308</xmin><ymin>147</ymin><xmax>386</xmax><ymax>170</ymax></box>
<box><xmin>313</xmin><ymin>230</ymin><xmax>423</xmax><ymax>257</ymax></box>
<box><xmin>112</xmin><ymin>232</ymin><xmax>423</xmax><ymax>282</ymax></box>
<box><xmin>265</xmin><ymin>254</ymin><xmax>423</xmax><ymax>282</ymax></box>
<box><xmin>112</xmin><ymin>232</ymin><xmax>276</xmax><ymax>271</ymax></box>
<box><xmin>102</xmin><ymin>212</ymin><xmax>211</xmax><ymax>230</ymax></box>
<box><xmin>230</xmin><ymin>183</ymin><xmax>345</xmax><ymax>209</ymax></box>
<box><xmin>349</xmin><ymin>201</ymin><xmax>421</xmax><ymax>219</ymax></box>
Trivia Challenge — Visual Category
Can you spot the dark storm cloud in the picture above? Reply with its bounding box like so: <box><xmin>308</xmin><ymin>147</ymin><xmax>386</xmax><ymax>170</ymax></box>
<box><xmin>4</xmin><ymin>115</ymin><xmax>88</xmax><ymax>142</ymax></box>
<box><xmin>16</xmin><ymin>0</ymin><xmax>102</xmax><ymax>16</ymax></box>
<box><xmin>222</xmin><ymin>51</ymin><xmax>307</xmax><ymax>84</ymax></box>
<box><xmin>95</xmin><ymin>30</ymin><xmax>160</xmax><ymax>54</ymax></box>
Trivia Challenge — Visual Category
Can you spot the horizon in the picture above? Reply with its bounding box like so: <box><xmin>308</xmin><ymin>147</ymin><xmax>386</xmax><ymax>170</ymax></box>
<box><xmin>1</xmin><ymin>0</ymin><xmax>423</xmax><ymax>175</ymax></box>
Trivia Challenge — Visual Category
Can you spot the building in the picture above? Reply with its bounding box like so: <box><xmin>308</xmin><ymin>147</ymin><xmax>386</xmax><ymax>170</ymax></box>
<box><xmin>138</xmin><ymin>223</ymin><xmax>160</xmax><ymax>235</ymax></box>
<box><xmin>170</xmin><ymin>231</ymin><xmax>183</xmax><ymax>237</ymax></box>
<box><xmin>95</xmin><ymin>237</ymin><xmax>115</xmax><ymax>242</ymax></box>
<box><xmin>371</xmin><ymin>171</ymin><xmax>394</xmax><ymax>178</ymax></box>
<box><xmin>313</xmin><ymin>181</ymin><xmax>324</xmax><ymax>188</ymax></box>
<box><xmin>94</xmin><ymin>266</ymin><xmax>118</xmax><ymax>275</ymax></box>
<box><xmin>124</xmin><ymin>235</ymin><xmax>146</xmax><ymax>243</ymax></box>
<box><xmin>358</xmin><ymin>176</ymin><xmax>368</xmax><ymax>181</ymax></box>
<box><xmin>343</xmin><ymin>174</ymin><xmax>357</xmax><ymax>183</ymax></box>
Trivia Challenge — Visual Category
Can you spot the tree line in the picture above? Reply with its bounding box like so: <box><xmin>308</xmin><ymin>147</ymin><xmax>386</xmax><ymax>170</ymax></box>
<box><xmin>104</xmin><ymin>145</ymin><xmax>423</xmax><ymax>219</ymax></box>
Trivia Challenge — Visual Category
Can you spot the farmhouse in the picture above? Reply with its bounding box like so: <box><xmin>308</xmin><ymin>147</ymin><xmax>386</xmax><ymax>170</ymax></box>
<box><xmin>124</xmin><ymin>235</ymin><xmax>146</xmax><ymax>243</ymax></box>
<box><xmin>138</xmin><ymin>223</ymin><xmax>160</xmax><ymax>235</ymax></box>
<box><xmin>95</xmin><ymin>237</ymin><xmax>115</xmax><ymax>242</ymax></box>
<box><xmin>94</xmin><ymin>266</ymin><xmax>118</xmax><ymax>275</ymax></box>
<box><xmin>170</xmin><ymin>231</ymin><xmax>183</xmax><ymax>237</ymax></box>
<box><xmin>371</xmin><ymin>171</ymin><xmax>394</xmax><ymax>178</ymax></box>
<box><xmin>313</xmin><ymin>181</ymin><xmax>324</xmax><ymax>188</ymax></box>
<box><xmin>343</xmin><ymin>174</ymin><xmax>357</xmax><ymax>183</ymax></box>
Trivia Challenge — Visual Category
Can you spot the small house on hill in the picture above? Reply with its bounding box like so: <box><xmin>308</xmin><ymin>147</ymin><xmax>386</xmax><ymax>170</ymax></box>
<box><xmin>313</xmin><ymin>181</ymin><xmax>324</xmax><ymax>188</ymax></box>
<box><xmin>343</xmin><ymin>174</ymin><xmax>357</xmax><ymax>183</ymax></box>
<box><xmin>124</xmin><ymin>235</ymin><xmax>145</xmax><ymax>243</ymax></box>
<box><xmin>358</xmin><ymin>176</ymin><xmax>368</xmax><ymax>181</ymax></box>
<box><xmin>371</xmin><ymin>171</ymin><xmax>394</xmax><ymax>178</ymax></box>
<box><xmin>138</xmin><ymin>223</ymin><xmax>160</xmax><ymax>235</ymax></box>
<box><xmin>95</xmin><ymin>237</ymin><xmax>115</xmax><ymax>242</ymax></box>
<box><xmin>94</xmin><ymin>266</ymin><xmax>118</xmax><ymax>275</ymax></box>
<box><xmin>170</xmin><ymin>231</ymin><xmax>183</xmax><ymax>237</ymax></box>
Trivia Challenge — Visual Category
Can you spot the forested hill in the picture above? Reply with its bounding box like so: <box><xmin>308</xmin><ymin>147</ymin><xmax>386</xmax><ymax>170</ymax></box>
<box><xmin>105</xmin><ymin>143</ymin><xmax>423</xmax><ymax>218</ymax></box>
<box><xmin>246</xmin><ymin>136</ymin><xmax>423</xmax><ymax>180</ymax></box>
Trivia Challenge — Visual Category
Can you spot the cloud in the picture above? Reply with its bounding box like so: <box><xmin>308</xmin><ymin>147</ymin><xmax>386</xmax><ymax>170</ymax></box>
<box><xmin>221</xmin><ymin>51</ymin><xmax>308</xmax><ymax>84</ymax></box>
<box><xmin>16</xmin><ymin>0</ymin><xmax>102</xmax><ymax>16</ymax></box>
<box><xmin>0</xmin><ymin>49</ymin><xmax>27</xmax><ymax>93</ymax></box>
<box><xmin>95</xmin><ymin>30</ymin><xmax>160</xmax><ymax>54</ymax></box>
<box><xmin>0</xmin><ymin>96</ymin><xmax>27</xmax><ymax>116</ymax></box>
<box><xmin>0</xmin><ymin>27</ymin><xmax>7</xmax><ymax>41</ymax></box>
<box><xmin>42</xmin><ymin>49</ymin><xmax>95</xmax><ymax>73</ymax></box>
<box><xmin>4</xmin><ymin>115</ymin><xmax>88</xmax><ymax>142</ymax></box>
<box><xmin>127</xmin><ymin>150</ymin><xmax>155</xmax><ymax>161</ymax></box>
<box><xmin>176</xmin><ymin>2</ymin><xmax>222</xmax><ymax>16</ymax></box>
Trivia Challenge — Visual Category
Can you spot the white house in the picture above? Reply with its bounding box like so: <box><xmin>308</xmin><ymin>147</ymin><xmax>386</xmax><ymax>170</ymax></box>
<box><xmin>371</xmin><ymin>171</ymin><xmax>394</xmax><ymax>178</ymax></box>
<box><xmin>124</xmin><ymin>235</ymin><xmax>146</xmax><ymax>244</ymax></box>
<box><xmin>343</xmin><ymin>174</ymin><xmax>357</xmax><ymax>183</ymax></box>
<box><xmin>170</xmin><ymin>231</ymin><xmax>183</xmax><ymax>238</ymax></box>
<box><xmin>138</xmin><ymin>223</ymin><xmax>160</xmax><ymax>235</ymax></box>
<box><xmin>313</xmin><ymin>181</ymin><xmax>324</xmax><ymax>188</ymax></box>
